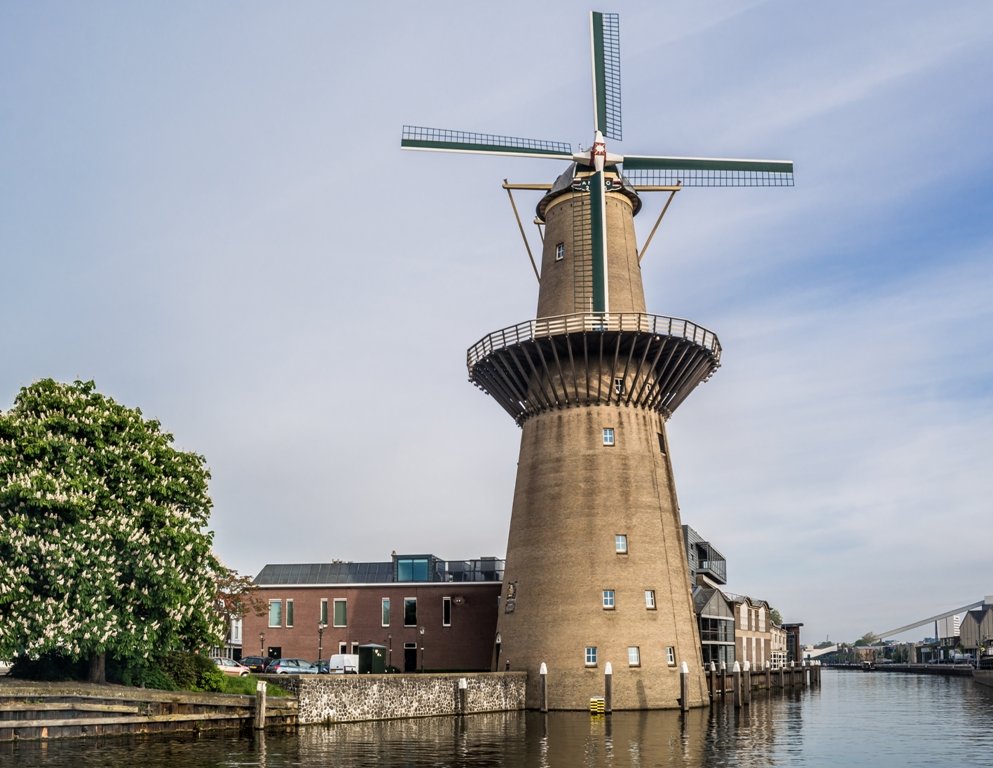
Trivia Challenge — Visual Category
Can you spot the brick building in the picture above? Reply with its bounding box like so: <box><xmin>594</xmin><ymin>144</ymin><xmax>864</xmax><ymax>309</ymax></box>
<box><xmin>242</xmin><ymin>553</ymin><xmax>503</xmax><ymax>672</ymax></box>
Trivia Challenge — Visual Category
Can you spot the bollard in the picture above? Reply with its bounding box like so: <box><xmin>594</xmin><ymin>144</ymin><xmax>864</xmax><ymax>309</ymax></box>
<box><xmin>540</xmin><ymin>662</ymin><xmax>548</xmax><ymax>713</ymax></box>
<box><xmin>254</xmin><ymin>680</ymin><xmax>267</xmax><ymax>730</ymax></box>
<box><xmin>679</xmin><ymin>662</ymin><xmax>689</xmax><ymax>712</ymax></box>
<box><xmin>720</xmin><ymin>660</ymin><xmax>728</xmax><ymax>703</ymax></box>
<box><xmin>765</xmin><ymin>660</ymin><xmax>772</xmax><ymax>692</ymax></box>
<box><xmin>458</xmin><ymin>677</ymin><xmax>467</xmax><ymax>714</ymax></box>
<box><xmin>742</xmin><ymin>660</ymin><xmax>751</xmax><ymax>706</ymax></box>
<box><xmin>732</xmin><ymin>661</ymin><xmax>742</xmax><ymax>708</ymax></box>
<box><xmin>708</xmin><ymin>661</ymin><xmax>716</xmax><ymax>702</ymax></box>
<box><xmin>604</xmin><ymin>662</ymin><xmax>613</xmax><ymax>715</ymax></box>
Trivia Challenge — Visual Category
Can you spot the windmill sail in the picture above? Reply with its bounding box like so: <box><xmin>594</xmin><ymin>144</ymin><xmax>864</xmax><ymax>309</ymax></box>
<box><xmin>622</xmin><ymin>155</ymin><xmax>794</xmax><ymax>187</ymax></box>
<box><xmin>401</xmin><ymin>126</ymin><xmax>573</xmax><ymax>160</ymax></box>
<box><xmin>591</xmin><ymin>11</ymin><xmax>622</xmax><ymax>141</ymax></box>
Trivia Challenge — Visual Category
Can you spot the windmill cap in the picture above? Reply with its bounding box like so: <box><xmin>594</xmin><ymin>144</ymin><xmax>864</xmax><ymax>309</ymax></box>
<box><xmin>536</xmin><ymin>162</ymin><xmax>642</xmax><ymax>222</ymax></box>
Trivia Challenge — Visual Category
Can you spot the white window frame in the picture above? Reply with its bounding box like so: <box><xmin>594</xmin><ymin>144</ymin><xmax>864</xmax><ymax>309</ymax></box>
<box><xmin>320</xmin><ymin>598</ymin><xmax>328</xmax><ymax>626</ymax></box>
<box><xmin>555</xmin><ymin>242</ymin><xmax>565</xmax><ymax>261</ymax></box>
<box><xmin>602</xmin><ymin>427</ymin><xmax>615</xmax><ymax>446</ymax></box>
<box><xmin>585</xmin><ymin>646</ymin><xmax>598</xmax><ymax>667</ymax></box>
<box><xmin>442</xmin><ymin>596</ymin><xmax>452</xmax><ymax>627</ymax></box>
<box><xmin>404</xmin><ymin>597</ymin><xmax>417</xmax><ymax>627</ymax></box>
<box><xmin>628</xmin><ymin>646</ymin><xmax>641</xmax><ymax>667</ymax></box>
<box><xmin>285</xmin><ymin>599</ymin><xmax>294</xmax><ymax>628</ymax></box>
<box><xmin>645</xmin><ymin>590</ymin><xmax>656</xmax><ymax>610</ymax></box>
<box><xmin>339</xmin><ymin>642</ymin><xmax>347</xmax><ymax>655</ymax></box>
<box><xmin>613</xmin><ymin>377</ymin><xmax>625</xmax><ymax>396</ymax></box>
<box><xmin>615</xmin><ymin>534</ymin><xmax>628</xmax><ymax>554</ymax></box>
<box><xmin>602</xmin><ymin>589</ymin><xmax>615</xmax><ymax>610</ymax></box>
<box><xmin>267</xmin><ymin>599</ymin><xmax>282</xmax><ymax>628</ymax></box>
<box><xmin>666</xmin><ymin>646</ymin><xmax>676</xmax><ymax>666</ymax></box>
<box><xmin>333</xmin><ymin>598</ymin><xmax>347</xmax><ymax>628</ymax></box>
<box><xmin>381</xmin><ymin>597</ymin><xmax>391</xmax><ymax>627</ymax></box>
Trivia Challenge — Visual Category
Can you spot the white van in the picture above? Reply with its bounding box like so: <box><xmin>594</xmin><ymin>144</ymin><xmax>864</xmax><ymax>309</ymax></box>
<box><xmin>327</xmin><ymin>653</ymin><xmax>359</xmax><ymax>674</ymax></box>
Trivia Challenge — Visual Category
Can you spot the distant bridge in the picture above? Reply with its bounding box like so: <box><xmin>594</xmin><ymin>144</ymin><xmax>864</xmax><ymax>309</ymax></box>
<box><xmin>804</xmin><ymin>598</ymin><xmax>987</xmax><ymax>658</ymax></box>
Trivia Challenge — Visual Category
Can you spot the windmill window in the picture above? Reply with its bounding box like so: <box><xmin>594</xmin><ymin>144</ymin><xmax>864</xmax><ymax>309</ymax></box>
<box><xmin>615</xmin><ymin>534</ymin><xmax>628</xmax><ymax>554</ymax></box>
<box><xmin>666</xmin><ymin>646</ymin><xmax>676</xmax><ymax>666</ymax></box>
<box><xmin>585</xmin><ymin>646</ymin><xmax>598</xmax><ymax>666</ymax></box>
<box><xmin>602</xmin><ymin>428</ymin><xmax>615</xmax><ymax>446</ymax></box>
<box><xmin>658</xmin><ymin>432</ymin><xmax>667</xmax><ymax>454</ymax></box>
<box><xmin>555</xmin><ymin>242</ymin><xmax>565</xmax><ymax>261</ymax></box>
<box><xmin>645</xmin><ymin>590</ymin><xmax>656</xmax><ymax>610</ymax></box>
<box><xmin>614</xmin><ymin>378</ymin><xmax>625</xmax><ymax>396</ymax></box>
<box><xmin>628</xmin><ymin>646</ymin><xmax>641</xmax><ymax>667</ymax></box>
<box><xmin>602</xmin><ymin>589</ymin><xmax>615</xmax><ymax>610</ymax></box>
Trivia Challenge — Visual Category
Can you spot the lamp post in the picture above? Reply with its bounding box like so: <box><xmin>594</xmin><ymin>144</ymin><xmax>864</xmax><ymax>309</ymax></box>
<box><xmin>388</xmin><ymin>633</ymin><xmax>392</xmax><ymax>670</ymax></box>
<box><xmin>318</xmin><ymin>622</ymin><xmax>326</xmax><ymax>671</ymax></box>
<box><xmin>259</xmin><ymin>631</ymin><xmax>265</xmax><ymax>658</ymax></box>
<box><xmin>419</xmin><ymin>625</ymin><xmax>425</xmax><ymax>673</ymax></box>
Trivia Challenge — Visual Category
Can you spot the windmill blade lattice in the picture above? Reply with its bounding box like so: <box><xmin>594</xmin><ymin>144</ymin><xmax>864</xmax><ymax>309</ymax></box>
<box><xmin>591</xmin><ymin>11</ymin><xmax>622</xmax><ymax>141</ymax></box>
<box><xmin>622</xmin><ymin>155</ymin><xmax>794</xmax><ymax>187</ymax></box>
<box><xmin>401</xmin><ymin>126</ymin><xmax>573</xmax><ymax>160</ymax></box>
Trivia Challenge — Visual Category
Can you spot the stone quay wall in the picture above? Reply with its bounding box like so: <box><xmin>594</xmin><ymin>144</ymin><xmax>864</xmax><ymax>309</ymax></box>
<box><xmin>270</xmin><ymin>672</ymin><xmax>526</xmax><ymax>724</ymax></box>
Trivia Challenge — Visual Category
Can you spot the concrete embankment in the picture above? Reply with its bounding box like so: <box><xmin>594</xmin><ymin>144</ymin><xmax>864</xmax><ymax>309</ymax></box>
<box><xmin>0</xmin><ymin>679</ymin><xmax>297</xmax><ymax>742</ymax></box>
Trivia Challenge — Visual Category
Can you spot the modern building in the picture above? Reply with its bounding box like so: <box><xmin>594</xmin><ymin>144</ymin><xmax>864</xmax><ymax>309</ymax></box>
<box><xmin>782</xmin><ymin>623</ymin><xmax>804</xmax><ymax>663</ymax></box>
<box><xmin>241</xmin><ymin>553</ymin><xmax>503</xmax><ymax>672</ymax></box>
<box><xmin>694</xmin><ymin>588</ymin><xmax>735</xmax><ymax>668</ymax></box>
<box><xmin>959</xmin><ymin>599</ymin><xmax>993</xmax><ymax>655</ymax></box>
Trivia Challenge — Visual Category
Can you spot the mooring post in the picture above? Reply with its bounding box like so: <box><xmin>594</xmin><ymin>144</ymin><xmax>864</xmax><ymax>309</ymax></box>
<box><xmin>765</xmin><ymin>660</ymin><xmax>772</xmax><ymax>691</ymax></box>
<box><xmin>708</xmin><ymin>661</ymin><xmax>716</xmax><ymax>702</ymax></box>
<box><xmin>254</xmin><ymin>680</ymin><xmax>267</xmax><ymax>730</ymax></box>
<box><xmin>679</xmin><ymin>662</ymin><xmax>689</xmax><ymax>712</ymax></box>
<box><xmin>732</xmin><ymin>661</ymin><xmax>742</xmax><ymax>708</ymax></box>
<box><xmin>720</xmin><ymin>660</ymin><xmax>728</xmax><ymax>703</ymax></box>
<box><xmin>458</xmin><ymin>677</ymin><xmax>468</xmax><ymax>714</ymax></box>
<box><xmin>604</xmin><ymin>661</ymin><xmax>613</xmax><ymax>715</ymax></box>
<box><xmin>789</xmin><ymin>660</ymin><xmax>795</xmax><ymax>688</ymax></box>
<box><xmin>540</xmin><ymin>662</ymin><xmax>548</xmax><ymax>713</ymax></box>
<box><xmin>743</xmin><ymin>660</ymin><xmax>751</xmax><ymax>706</ymax></box>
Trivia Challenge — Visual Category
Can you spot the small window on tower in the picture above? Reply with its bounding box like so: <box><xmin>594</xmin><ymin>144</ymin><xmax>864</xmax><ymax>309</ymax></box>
<box><xmin>603</xmin><ymin>428</ymin><xmax>615</xmax><ymax>446</ymax></box>
<box><xmin>615</xmin><ymin>534</ymin><xmax>628</xmax><ymax>554</ymax></box>
<box><xmin>555</xmin><ymin>242</ymin><xmax>565</xmax><ymax>261</ymax></box>
<box><xmin>614</xmin><ymin>378</ymin><xmax>625</xmax><ymax>396</ymax></box>
<box><xmin>658</xmin><ymin>432</ymin><xmax>667</xmax><ymax>454</ymax></box>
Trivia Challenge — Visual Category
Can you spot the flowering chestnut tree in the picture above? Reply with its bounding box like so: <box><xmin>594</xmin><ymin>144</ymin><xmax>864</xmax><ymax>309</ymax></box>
<box><xmin>0</xmin><ymin>379</ymin><xmax>222</xmax><ymax>682</ymax></box>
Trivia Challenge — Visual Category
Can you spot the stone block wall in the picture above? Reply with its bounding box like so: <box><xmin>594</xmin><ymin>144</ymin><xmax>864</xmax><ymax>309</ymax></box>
<box><xmin>270</xmin><ymin>672</ymin><xmax>526</xmax><ymax>724</ymax></box>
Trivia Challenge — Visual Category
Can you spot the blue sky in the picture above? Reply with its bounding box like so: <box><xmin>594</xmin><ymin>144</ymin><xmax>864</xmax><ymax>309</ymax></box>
<box><xmin>3</xmin><ymin>1</ymin><xmax>992</xmax><ymax>645</ymax></box>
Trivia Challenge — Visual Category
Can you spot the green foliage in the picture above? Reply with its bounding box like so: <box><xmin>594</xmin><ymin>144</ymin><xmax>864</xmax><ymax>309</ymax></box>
<box><xmin>217</xmin><ymin>674</ymin><xmax>290</xmax><ymax>697</ymax></box>
<box><xmin>854</xmin><ymin>632</ymin><xmax>880</xmax><ymax>647</ymax></box>
<box><xmin>9</xmin><ymin>651</ymin><xmax>88</xmax><ymax>681</ymax></box>
<box><xmin>769</xmin><ymin>608</ymin><xmax>783</xmax><ymax>626</ymax></box>
<box><xmin>0</xmin><ymin>379</ymin><xmax>223</xmax><ymax>674</ymax></box>
<box><xmin>160</xmin><ymin>651</ymin><xmax>225</xmax><ymax>692</ymax></box>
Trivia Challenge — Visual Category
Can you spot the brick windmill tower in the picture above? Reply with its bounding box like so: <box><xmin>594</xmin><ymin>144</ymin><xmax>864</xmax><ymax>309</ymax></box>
<box><xmin>402</xmin><ymin>11</ymin><xmax>792</xmax><ymax>709</ymax></box>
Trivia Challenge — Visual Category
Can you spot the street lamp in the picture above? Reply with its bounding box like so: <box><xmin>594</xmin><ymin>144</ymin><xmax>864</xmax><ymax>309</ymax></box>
<box><xmin>388</xmin><ymin>633</ymin><xmax>392</xmax><ymax>670</ymax></box>
<box><xmin>419</xmin><ymin>625</ymin><xmax>425</xmax><ymax>673</ymax></box>
<box><xmin>259</xmin><ymin>631</ymin><xmax>265</xmax><ymax>658</ymax></box>
<box><xmin>318</xmin><ymin>622</ymin><xmax>327</xmax><ymax>671</ymax></box>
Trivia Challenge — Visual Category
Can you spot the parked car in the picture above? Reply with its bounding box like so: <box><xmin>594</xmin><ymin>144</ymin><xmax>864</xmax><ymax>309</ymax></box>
<box><xmin>240</xmin><ymin>656</ymin><xmax>271</xmax><ymax>673</ymax></box>
<box><xmin>266</xmin><ymin>658</ymin><xmax>318</xmax><ymax>674</ymax></box>
<box><xmin>211</xmin><ymin>657</ymin><xmax>250</xmax><ymax>677</ymax></box>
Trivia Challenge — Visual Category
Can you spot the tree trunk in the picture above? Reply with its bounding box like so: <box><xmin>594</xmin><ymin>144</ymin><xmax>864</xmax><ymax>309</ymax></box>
<box><xmin>88</xmin><ymin>651</ymin><xmax>106</xmax><ymax>684</ymax></box>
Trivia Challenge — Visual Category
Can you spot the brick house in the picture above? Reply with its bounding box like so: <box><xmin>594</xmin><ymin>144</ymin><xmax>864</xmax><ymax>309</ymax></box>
<box><xmin>241</xmin><ymin>553</ymin><xmax>503</xmax><ymax>672</ymax></box>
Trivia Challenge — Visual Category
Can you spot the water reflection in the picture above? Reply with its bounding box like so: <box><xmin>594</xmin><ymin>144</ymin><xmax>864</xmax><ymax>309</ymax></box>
<box><xmin>3</xmin><ymin>673</ymin><xmax>993</xmax><ymax>767</ymax></box>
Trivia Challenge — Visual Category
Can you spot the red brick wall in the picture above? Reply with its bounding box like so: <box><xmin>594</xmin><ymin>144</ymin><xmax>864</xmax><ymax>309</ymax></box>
<box><xmin>242</xmin><ymin>582</ymin><xmax>500</xmax><ymax>671</ymax></box>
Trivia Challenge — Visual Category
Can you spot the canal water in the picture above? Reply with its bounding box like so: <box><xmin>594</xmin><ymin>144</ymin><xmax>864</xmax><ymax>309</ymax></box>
<box><xmin>4</xmin><ymin>671</ymin><xmax>993</xmax><ymax>767</ymax></box>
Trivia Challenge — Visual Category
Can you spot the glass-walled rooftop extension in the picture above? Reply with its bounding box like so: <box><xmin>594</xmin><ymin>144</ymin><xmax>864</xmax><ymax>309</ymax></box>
<box><xmin>682</xmin><ymin>525</ymin><xmax>727</xmax><ymax>585</ymax></box>
<box><xmin>392</xmin><ymin>554</ymin><xmax>505</xmax><ymax>583</ymax></box>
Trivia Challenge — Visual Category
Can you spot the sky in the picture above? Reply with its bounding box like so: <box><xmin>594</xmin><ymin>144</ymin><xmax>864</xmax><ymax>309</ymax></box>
<box><xmin>2</xmin><ymin>1</ymin><xmax>992</xmax><ymax>647</ymax></box>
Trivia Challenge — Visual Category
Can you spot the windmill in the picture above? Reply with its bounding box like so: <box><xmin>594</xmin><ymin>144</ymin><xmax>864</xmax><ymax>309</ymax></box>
<box><xmin>402</xmin><ymin>11</ymin><xmax>793</xmax><ymax>710</ymax></box>
<box><xmin>402</xmin><ymin>11</ymin><xmax>793</xmax><ymax>314</ymax></box>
